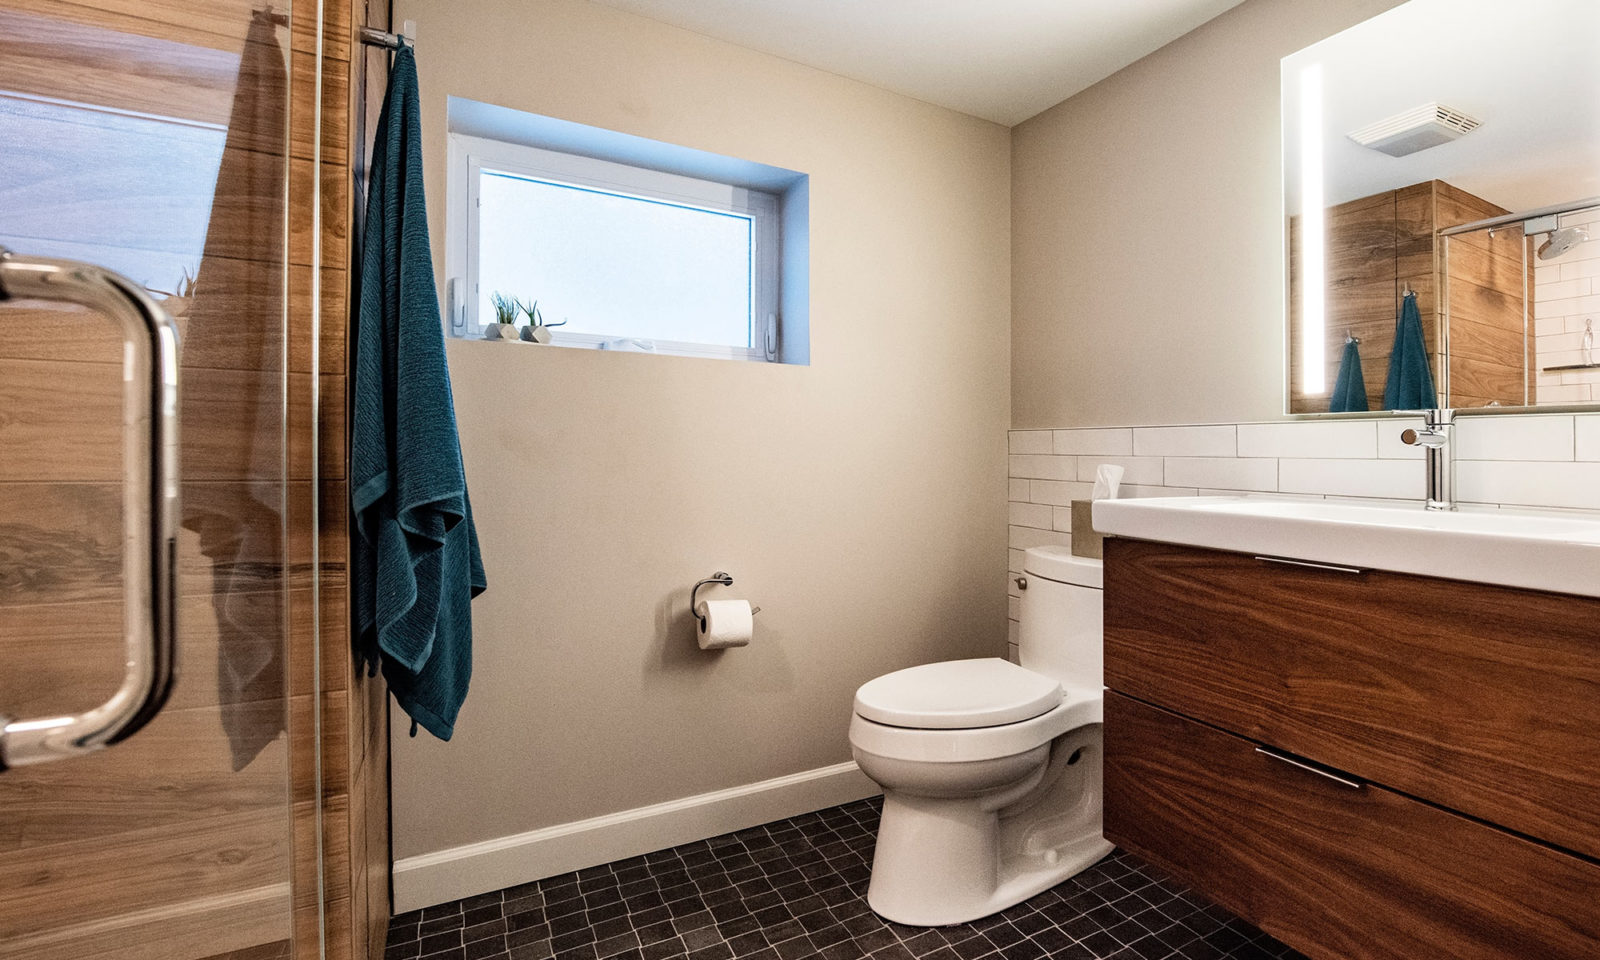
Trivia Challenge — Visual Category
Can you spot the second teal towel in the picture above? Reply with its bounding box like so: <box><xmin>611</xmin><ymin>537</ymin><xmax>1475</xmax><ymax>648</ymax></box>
<box><xmin>1383</xmin><ymin>291</ymin><xmax>1437</xmax><ymax>410</ymax></box>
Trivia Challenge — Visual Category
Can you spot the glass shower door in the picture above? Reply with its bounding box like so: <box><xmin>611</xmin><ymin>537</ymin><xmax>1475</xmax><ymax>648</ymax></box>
<box><xmin>0</xmin><ymin>2</ymin><xmax>315</xmax><ymax>958</ymax></box>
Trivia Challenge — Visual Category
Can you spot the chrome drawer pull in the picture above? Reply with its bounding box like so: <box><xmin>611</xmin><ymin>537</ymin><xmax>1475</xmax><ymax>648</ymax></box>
<box><xmin>1254</xmin><ymin>555</ymin><xmax>1366</xmax><ymax>575</ymax></box>
<box><xmin>0</xmin><ymin>247</ymin><xmax>180</xmax><ymax>771</ymax></box>
<box><xmin>1255</xmin><ymin>747</ymin><xmax>1365</xmax><ymax>790</ymax></box>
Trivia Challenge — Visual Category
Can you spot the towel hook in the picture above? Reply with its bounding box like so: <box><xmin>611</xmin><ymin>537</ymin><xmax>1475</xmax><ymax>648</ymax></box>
<box><xmin>690</xmin><ymin>572</ymin><xmax>759</xmax><ymax>629</ymax></box>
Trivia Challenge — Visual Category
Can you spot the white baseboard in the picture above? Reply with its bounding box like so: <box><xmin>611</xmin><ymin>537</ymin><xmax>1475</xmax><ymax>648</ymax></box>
<box><xmin>393</xmin><ymin>761</ymin><xmax>879</xmax><ymax>913</ymax></box>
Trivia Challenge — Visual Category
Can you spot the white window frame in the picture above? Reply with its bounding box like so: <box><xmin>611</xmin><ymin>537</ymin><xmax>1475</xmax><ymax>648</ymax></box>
<box><xmin>446</xmin><ymin>133</ymin><xmax>780</xmax><ymax>361</ymax></box>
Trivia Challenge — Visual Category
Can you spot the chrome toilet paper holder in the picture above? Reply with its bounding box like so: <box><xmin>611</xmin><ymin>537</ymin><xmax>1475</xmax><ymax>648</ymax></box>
<box><xmin>691</xmin><ymin>571</ymin><xmax>760</xmax><ymax>630</ymax></box>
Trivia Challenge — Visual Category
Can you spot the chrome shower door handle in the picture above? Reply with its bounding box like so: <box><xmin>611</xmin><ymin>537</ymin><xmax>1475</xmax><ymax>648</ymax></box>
<box><xmin>0</xmin><ymin>247</ymin><xmax>180</xmax><ymax>770</ymax></box>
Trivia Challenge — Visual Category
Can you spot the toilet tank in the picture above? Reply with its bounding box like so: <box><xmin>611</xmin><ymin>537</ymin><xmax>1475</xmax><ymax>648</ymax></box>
<box><xmin>1018</xmin><ymin>546</ymin><xmax>1103</xmax><ymax>689</ymax></box>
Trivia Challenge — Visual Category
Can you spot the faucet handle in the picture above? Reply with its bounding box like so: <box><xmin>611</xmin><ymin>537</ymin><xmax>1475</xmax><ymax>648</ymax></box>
<box><xmin>1401</xmin><ymin>427</ymin><xmax>1448</xmax><ymax>449</ymax></box>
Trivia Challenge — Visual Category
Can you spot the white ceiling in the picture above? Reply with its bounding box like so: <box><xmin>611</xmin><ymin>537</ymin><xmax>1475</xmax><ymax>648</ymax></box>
<box><xmin>586</xmin><ymin>0</ymin><xmax>1249</xmax><ymax>126</ymax></box>
<box><xmin>1284</xmin><ymin>0</ymin><xmax>1600</xmax><ymax>212</ymax></box>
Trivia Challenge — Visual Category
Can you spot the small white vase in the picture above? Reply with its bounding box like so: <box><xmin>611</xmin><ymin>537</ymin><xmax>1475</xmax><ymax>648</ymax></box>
<box><xmin>484</xmin><ymin>323</ymin><xmax>519</xmax><ymax>340</ymax></box>
<box><xmin>521</xmin><ymin>325</ymin><xmax>553</xmax><ymax>344</ymax></box>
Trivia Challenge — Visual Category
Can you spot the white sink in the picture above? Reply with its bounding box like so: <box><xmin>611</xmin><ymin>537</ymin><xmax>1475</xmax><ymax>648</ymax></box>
<box><xmin>1092</xmin><ymin>496</ymin><xmax>1600</xmax><ymax>598</ymax></box>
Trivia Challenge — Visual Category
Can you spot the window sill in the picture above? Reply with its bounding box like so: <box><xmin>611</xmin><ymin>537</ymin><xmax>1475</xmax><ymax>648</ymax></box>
<box><xmin>460</xmin><ymin>331</ymin><xmax>772</xmax><ymax>362</ymax></box>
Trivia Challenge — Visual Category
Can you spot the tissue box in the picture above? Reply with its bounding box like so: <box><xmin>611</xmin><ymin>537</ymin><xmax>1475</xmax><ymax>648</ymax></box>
<box><xmin>1070</xmin><ymin>500</ymin><xmax>1104</xmax><ymax>559</ymax></box>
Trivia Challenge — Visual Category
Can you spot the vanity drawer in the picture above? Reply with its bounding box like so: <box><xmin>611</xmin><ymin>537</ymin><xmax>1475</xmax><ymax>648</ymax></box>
<box><xmin>1104</xmin><ymin>692</ymin><xmax>1600</xmax><ymax>960</ymax></box>
<box><xmin>1103</xmin><ymin>537</ymin><xmax>1600</xmax><ymax>861</ymax></box>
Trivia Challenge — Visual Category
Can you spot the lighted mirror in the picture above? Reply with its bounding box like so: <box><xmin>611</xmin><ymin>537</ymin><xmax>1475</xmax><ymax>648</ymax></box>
<box><xmin>1283</xmin><ymin>0</ymin><xmax>1600</xmax><ymax>414</ymax></box>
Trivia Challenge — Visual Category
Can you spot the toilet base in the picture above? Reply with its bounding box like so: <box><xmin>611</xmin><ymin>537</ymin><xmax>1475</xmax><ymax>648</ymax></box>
<box><xmin>864</xmin><ymin>725</ymin><xmax>1113</xmax><ymax>926</ymax></box>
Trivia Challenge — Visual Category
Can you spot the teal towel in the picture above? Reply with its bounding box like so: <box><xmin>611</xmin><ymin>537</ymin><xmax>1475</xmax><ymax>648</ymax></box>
<box><xmin>351</xmin><ymin>46</ymin><xmax>486</xmax><ymax>741</ymax></box>
<box><xmin>1329</xmin><ymin>338</ymin><xmax>1369</xmax><ymax>413</ymax></box>
<box><xmin>1383</xmin><ymin>291</ymin><xmax>1437</xmax><ymax>411</ymax></box>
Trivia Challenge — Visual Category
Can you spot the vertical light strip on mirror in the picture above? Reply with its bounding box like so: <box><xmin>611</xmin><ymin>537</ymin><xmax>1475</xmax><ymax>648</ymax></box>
<box><xmin>1300</xmin><ymin>63</ymin><xmax>1326</xmax><ymax>395</ymax></box>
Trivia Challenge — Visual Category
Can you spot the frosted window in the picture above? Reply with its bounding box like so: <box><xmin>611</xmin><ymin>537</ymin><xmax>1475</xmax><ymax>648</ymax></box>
<box><xmin>476</xmin><ymin>170</ymin><xmax>754</xmax><ymax>347</ymax></box>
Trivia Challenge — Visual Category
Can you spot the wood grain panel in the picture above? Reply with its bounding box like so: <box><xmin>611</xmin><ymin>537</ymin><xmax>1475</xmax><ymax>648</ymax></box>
<box><xmin>5</xmin><ymin>0</ymin><xmax>349</xmax><ymax>59</ymax></box>
<box><xmin>1</xmin><ymin>704</ymin><xmax>290</xmax><ymax>849</ymax></box>
<box><xmin>1104</xmin><ymin>692</ymin><xmax>1600</xmax><ymax>960</ymax></box>
<box><xmin>1103</xmin><ymin>538</ymin><xmax>1600</xmax><ymax>862</ymax></box>
<box><xmin>0</xmin><ymin>482</ymin><xmax>122</xmax><ymax>608</ymax></box>
<box><xmin>0</xmin><ymin>591</ymin><xmax>308</xmax><ymax>718</ymax></box>
<box><xmin>3</xmin><ymin>888</ymin><xmax>289</xmax><ymax>960</ymax></box>
<box><xmin>0</xmin><ymin>362</ymin><xmax>339</xmax><ymax>483</ymax></box>
<box><xmin>0</xmin><ymin>358</ymin><xmax>123</xmax><ymax>481</ymax></box>
<box><xmin>0</xmin><ymin>262</ymin><xmax>344</xmax><ymax>374</ymax></box>
<box><xmin>1449</xmin><ymin>355</ymin><xmax>1526</xmax><ymax>403</ymax></box>
<box><xmin>0</xmin><ymin>7</ymin><xmax>238</xmax><ymax>126</ymax></box>
<box><xmin>0</xmin><ymin>808</ymin><xmax>291</xmax><ymax>941</ymax></box>
<box><xmin>1446</xmin><ymin>314</ymin><xmax>1526</xmax><ymax>367</ymax></box>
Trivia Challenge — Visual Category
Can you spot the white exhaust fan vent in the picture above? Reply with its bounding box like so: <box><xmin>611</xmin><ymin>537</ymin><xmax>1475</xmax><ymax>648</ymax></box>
<box><xmin>1347</xmin><ymin>103</ymin><xmax>1481</xmax><ymax>157</ymax></box>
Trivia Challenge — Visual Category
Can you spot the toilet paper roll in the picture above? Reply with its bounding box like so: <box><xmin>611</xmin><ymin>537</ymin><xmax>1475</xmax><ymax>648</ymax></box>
<box><xmin>696</xmin><ymin>599</ymin><xmax>753</xmax><ymax>650</ymax></box>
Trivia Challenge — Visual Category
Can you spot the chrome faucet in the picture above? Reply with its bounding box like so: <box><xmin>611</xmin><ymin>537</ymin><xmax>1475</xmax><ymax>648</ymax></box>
<box><xmin>1400</xmin><ymin>408</ymin><xmax>1454</xmax><ymax>511</ymax></box>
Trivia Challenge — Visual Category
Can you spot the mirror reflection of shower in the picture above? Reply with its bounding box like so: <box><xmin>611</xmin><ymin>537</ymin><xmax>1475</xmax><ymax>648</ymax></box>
<box><xmin>1508</xmin><ymin>199</ymin><xmax>1600</xmax><ymax>405</ymax></box>
<box><xmin>1537</xmin><ymin>224</ymin><xmax>1589</xmax><ymax>261</ymax></box>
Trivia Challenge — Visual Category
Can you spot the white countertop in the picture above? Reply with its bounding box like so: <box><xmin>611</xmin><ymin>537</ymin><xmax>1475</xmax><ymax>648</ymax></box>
<box><xmin>1092</xmin><ymin>496</ymin><xmax>1600</xmax><ymax>599</ymax></box>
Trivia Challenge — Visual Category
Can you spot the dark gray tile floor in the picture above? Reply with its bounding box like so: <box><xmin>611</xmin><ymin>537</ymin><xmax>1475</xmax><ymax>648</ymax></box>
<box><xmin>385</xmin><ymin>798</ymin><xmax>1305</xmax><ymax>960</ymax></box>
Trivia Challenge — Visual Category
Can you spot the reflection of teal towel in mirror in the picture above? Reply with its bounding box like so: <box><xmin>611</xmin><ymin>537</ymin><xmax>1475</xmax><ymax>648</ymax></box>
<box><xmin>1383</xmin><ymin>291</ymin><xmax>1437</xmax><ymax>410</ymax></box>
<box><xmin>1329</xmin><ymin>338</ymin><xmax>1369</xmax><ymax>413</ymax></box>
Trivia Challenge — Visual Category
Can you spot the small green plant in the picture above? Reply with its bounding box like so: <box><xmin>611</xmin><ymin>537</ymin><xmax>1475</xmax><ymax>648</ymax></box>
<box><xmin>517</xmin><ymin>298</ymin><xmax>542</xmax><ymax>328</ymax></box>
<box><xmin>518</xmin><ymin>298</ymin><xmax>568</xmax><ymax>329</ymax></box>
<box><xmin>490</xmin><ymin>292</ymin><xmax>519</xmax><ymax>326</ymax></box>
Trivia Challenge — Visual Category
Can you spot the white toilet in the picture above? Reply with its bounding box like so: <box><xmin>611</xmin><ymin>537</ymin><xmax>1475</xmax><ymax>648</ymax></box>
<box><xmin>848</xmin><ymin>545</ymin><xmax>1114</xmax><ymax>926</ymax></box>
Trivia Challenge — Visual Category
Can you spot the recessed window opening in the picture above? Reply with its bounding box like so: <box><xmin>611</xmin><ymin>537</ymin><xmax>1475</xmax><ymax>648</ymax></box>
<box><xmin>445</xmin><ymin>100</ymin><xmax>809</xmax><ymax>363</ymax></box>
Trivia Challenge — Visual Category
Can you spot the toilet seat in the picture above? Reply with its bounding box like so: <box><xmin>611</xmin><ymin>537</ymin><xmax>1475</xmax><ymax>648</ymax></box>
<box><xmin>854</xmin><ymin>658</ymin><xmax>1063</xmax><ymax>729</ymax></box>
<box><xmin>849</xmin><ymin>683</ymin><xmax>1102</xmax><ymax>765</ymax></box>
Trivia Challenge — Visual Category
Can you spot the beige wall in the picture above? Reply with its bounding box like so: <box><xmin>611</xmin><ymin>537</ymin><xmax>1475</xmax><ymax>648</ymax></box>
<box><xmin>389</xmin><ymin>0</ymin><xmax>1012</xmax><ymax>862</ymax></box>
<box><xmin>1010</xmin><ymin>0</ymin><xmax>1405</xmax><ymax>429</ymax></box>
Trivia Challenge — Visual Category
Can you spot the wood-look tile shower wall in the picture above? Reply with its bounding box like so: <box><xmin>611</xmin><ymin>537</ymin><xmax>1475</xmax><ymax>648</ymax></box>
<box><xmin>299</xmin><ymin>1</ymin><xmax>392</xmax><ymax>959</ymax></box>
<box><xmin>0</xmin><ymin>1</ymin><xmax>384</xmax><ymax>958</ymax></box>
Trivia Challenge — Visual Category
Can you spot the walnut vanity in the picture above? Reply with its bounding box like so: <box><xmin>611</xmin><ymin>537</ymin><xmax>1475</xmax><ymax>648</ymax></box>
<box><xmin>1092</xmin><ymin>496</ymin><xmax>1600</xmax><ymax>960</ymax></box>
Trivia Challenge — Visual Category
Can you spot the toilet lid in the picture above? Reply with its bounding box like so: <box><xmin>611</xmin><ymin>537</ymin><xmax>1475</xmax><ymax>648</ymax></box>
<box><xmin>853</xmin><ymin>658</ymin><xmax>1064</xmax><ymax>730</ymax></box>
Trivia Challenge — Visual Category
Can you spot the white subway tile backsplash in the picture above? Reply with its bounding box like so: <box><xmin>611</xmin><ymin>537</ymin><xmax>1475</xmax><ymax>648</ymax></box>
<box><xmin>1454</xmin><ymin>415</ymin><xmax>1574</xmax><ymax>461</ymax></box>
<box><xmin>1456</xmin><ymin>460</ymin><xmax>1600</xmax><ymax>510</ymax></box>
<box><xmin>1008</xmin><ymin>501</ymin><xmax>1053</xmax><ymax>529</ymax></box>
<box><xmin>1053</xmin><ymin>428</ymin><xmax>1134</xmax><ymax>456</ymax></box>
<box><xmin>1278</xmin><ymin>457</ymin><xmax>1422</xmax><ymax>500</ymax></box>
<box><xmin>1164</xmin><ymin>457</ymin><xmax>1277</xmax><ymax>492</ymax></box>
<box><xmin>1577</xmin><ymin>416</ymin><xmax>1600</xmax><ymax>461</ymax></box>
<box><xmin>1008</xmin><ymin>454</ymin><xmax>1075</xmax><ymax>480</ymax></box>
<box><xmin>1028</xmin><ymin>479</ymin><xmax>1094</xmax><ymax>505</ymax></box>
<box><xmin>1052</xmin><ymin>506</ymin><xmax>1073</xmax><ymax>532</ymax></box>
<box><xmin>1074</xmin><ymin>456</ymin><xmax>1163</xmax><ymax>485</ymax></box>
<box><xmin>1132</xmin><ymin>424</ymin><xmax>1236</xmax><ymax>457</ymax></box>
<box><xmin>1534</xmin><ymin>278</ymin><xmax>1589</xmax><ymax>301</ymax></box>
<box><xmin>1008</xmin><ymin>478</ymin><xmax>1030</xmax><ymax>500</ymax></box>
<box><xmin>1008</xmin><ymin>548</ymin><xmax>1026</xmax><ymax>573</ymax></box>
<box><xmin>1009</xmin><ymin>430</ymin><xmax>1054</xmax><ymax>455</ymax></box>
<box><xmin>1007</xmin><ymin>596</ymin><xmax>1020</xmax><ymax>621</ymax></box>
<box><xmin>1009</xmin><ymin>525</ymin><xmax>1071</xmax><ymax>550</ymax></box>
<box><xmin>1238</xmin><ymin>420</ymin><xmax>1378</xmax><ymax>459</ymax></box>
